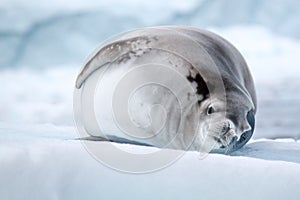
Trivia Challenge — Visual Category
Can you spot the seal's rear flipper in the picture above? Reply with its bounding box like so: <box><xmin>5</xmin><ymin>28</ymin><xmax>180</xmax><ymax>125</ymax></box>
<box><xmin>76</xmin><ymin>135</ymin><xmax>153</xmax><ymax>147</ymax></box>
<box><xmin>75</xmin><ymin>136</ymin><xmax>108</xmax><ymax>141</ymax></box>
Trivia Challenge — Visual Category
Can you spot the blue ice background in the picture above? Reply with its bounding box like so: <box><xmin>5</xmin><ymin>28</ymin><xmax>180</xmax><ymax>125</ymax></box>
<box><xmin>0</xmin><ymin>0</ymin><xmax>299</xmax><ymax>68</ymax></box>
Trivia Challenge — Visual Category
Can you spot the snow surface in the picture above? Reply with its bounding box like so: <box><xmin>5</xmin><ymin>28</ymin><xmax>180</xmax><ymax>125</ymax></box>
<box><xmin>1</xmin><ymin>0</ymin><xmax>300</xmax><ymax>199</ymax></box>
<box><xmin>1</xmin><ymin>124</ymin><xmax>300</xmax><ymax>200</ymax></box>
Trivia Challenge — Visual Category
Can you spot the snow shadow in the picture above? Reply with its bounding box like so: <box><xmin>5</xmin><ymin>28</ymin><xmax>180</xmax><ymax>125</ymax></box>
<box><xmin>230</xmin><ymin>140</ymin><xmax>300</xmax><ymax>164</ymax></box>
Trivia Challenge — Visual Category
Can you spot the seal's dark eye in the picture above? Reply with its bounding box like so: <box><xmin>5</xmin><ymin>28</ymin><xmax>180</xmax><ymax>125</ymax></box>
<box><xmin>207</xmin><ymin>105</ymin><xmax>215</xmax><ymax>115</ymax></box>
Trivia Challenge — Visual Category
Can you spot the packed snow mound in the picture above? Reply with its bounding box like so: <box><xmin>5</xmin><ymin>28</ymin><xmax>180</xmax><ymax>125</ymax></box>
<box><xmin>0</xmin><ymin>124</ymin><xmax>300</xmax><ymax>200</ymax></box>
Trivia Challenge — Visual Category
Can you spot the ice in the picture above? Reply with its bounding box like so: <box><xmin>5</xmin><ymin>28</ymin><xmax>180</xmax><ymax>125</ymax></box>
<box><xmin>1</xmin><ymin>0</ymin><xmax>300</xmax><ymax>67</ymax></box>
<box><xmin>172</xmin><ymin>0</ymin><xmax>300</xmax><ymax>38</ymax></box>
<box><xmin>0</xmin><ymin>0</ymin><xmax>197</xmax><ymax>67</ymax></box>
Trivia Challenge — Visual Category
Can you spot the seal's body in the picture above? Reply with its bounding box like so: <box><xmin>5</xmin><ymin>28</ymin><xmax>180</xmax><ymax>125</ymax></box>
<box><xmin>75</xmin><ymin>26</ymin><xmax>257</xmax><ymax>154</ymax></box>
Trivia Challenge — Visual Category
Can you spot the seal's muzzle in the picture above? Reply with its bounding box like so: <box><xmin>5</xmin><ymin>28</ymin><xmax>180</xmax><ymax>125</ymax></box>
<box><xmin>210</xmin><ymin>110</ymin><xmax>255</xmax><ymax>154</ymax></box>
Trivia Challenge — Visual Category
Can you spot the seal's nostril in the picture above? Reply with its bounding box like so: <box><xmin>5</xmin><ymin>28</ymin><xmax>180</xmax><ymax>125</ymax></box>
<box><xmin>241</xmin><ymin>121</ymin><xmax>251</xmax><ymax>133</ymax></box>
<box><xmin>221</xmin><ymin>121</ymin><xmax>232</xmax><ymax>135</ymax></box>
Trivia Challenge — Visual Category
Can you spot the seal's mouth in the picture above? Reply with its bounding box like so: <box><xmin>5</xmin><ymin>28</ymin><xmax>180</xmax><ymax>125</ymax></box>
<box><xmin>210</xmin><ymin>131</ymin><xmax>251</xmax><ymax>154</ymax></box>
<box><xmin>210</xmin><ymin>110</ymin><xmax>255</xmax><ymax>154</ymax></box>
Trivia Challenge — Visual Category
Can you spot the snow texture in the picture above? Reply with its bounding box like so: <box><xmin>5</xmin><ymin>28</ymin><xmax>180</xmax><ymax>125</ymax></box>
<box><xmin>0</xmin><ymin>124</ymin><xmax>300</xmax><ymax>200</ymax></box>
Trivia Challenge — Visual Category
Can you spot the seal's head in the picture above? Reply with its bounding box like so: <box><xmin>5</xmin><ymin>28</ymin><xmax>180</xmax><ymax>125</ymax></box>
<box><xmin>196</xmin><ymin>90</ymin><xmax>255</xmax><ymax>154</ymax></box>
